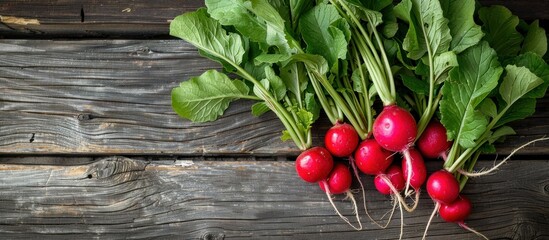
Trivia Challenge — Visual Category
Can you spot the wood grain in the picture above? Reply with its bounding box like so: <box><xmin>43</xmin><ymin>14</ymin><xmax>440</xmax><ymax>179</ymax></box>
<box><xmin>0</xmin><ymin>39</ymin><xmax>300</xmax><ymax>156</ymax></box>
<box><xmin>0</xmin><ymin>0</ymin><xmax>546</xmax><ymax>38</ymax></box>
<box><xmin>0</xmin><ymin>157</ymin><xmax>546</xmax><ymax>239</ymax></box>
<box><xmin>1</xmin><ymin>39</ymin><xmax>548</xmax><ymax>156</ymax></box>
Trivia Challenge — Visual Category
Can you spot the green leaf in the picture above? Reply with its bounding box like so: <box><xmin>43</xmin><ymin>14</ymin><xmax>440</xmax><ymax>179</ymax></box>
<box><xmin>296</xmin><ymin>108</ymin><xmax>314</xmax><ymax>134</ymax></box>
<box><xmin>487</xmin><ymin>126</ymin><xmax>516</xmax><ymax>144</ymax></box>
<box><xmin>440</xmin><ymin>41</ymin><xmax>503</xmax><ymax>148</ymax></box>
<box><xmin>479</xmin><ymin>98</ymin><xmax>497</xmax><ymax>119</ymax></box>
<box><xmin>299</xmin><ymin>3</ymin><xmax>349</xmax><ymax>68</ymax></box>
<box><xmin>521</xmin><ymin>20</ymin><xmax>547</xmax><ymax>57</ymax></box>
<box><xmin>433</xmin><ymin>51</ymin><xmax>458</xmax><ymax>84</ymax></box>
<box><xmin>280</xmin><ymin>62</ymin><xmax>308</xmax><ymax>99</ymax></box>
<box><xmin>346</xmin><ymin>0</ymin><xmax>392</xmax><ymax>11</ymax></box>
<box><xmin>439</xmin><ymin>0</ymin><xmax>484</xmax><ymax>53</ymax></box>
<box><xmin>289</xmin><ymin>53</ymin><xmax>329</xmax><ymax>75</ymax></box>
<box><xmin>251</xmin><ymin>102</ymin><xmax>270</xmax><ymax>116</ymax></box>
<box><xmin>264</xmin><ymin>66</ymin><xmax>287</xmax><ymax>101</ymax></box>
<box><xmin>396</xmin><ymin>0</ymin><xmax>452</xmax><ymax>60</ymax></box>
<box><xmin>170</xmin><ymin>8</ymin><xmax>246</xmax><ymax>71</ymax></box>
<box><xmin>171</xmin><ymin>70</ymin><xmax>251</xmax><ymax>122</ymax></box>
<box><xmin>401</xmin><ymin>74</ymin><xmax>429</xmax><ymax>95</ymax></box>
<box><xmin>305</xmin><ymin>92</ymin><xmax>320</xmax><ymax>121</ymax></box>
<box><xmin>512</xmin><ymin>52</ymin><xmax>549</xmax><ymax>99</ymax></box>
<box><xmin>246</xmin><ymin>0</ymin><xmax>294</xmax><ymax>53</ymax></box>
<box><xmin>479</xmin><ymin>5</ymin><xmax>524</xmax><ymax>57</ymax></box>
<box><xmin>495</xmin><ymin>98</ymin><xmax>536</xmax><ymax>127</ymax></box>
<box><xmin>206</xmin><ymin>0</ymin><xmax>293</xmax><ymax>54</ymax></box>
<box><xmin>499</xmin><ymin>65</ymin><xmax>544</xmax><ymax>107</ymax></box>
<box><xmin>254</xmin><ymin>54</ymin><xmax>291</xmax><ymax>65</ymax></box>
<box><xmin>351</xmin><ymin>64</ymin><xmax>369</xmax><ymax>93</ymax></box>
<box><xmin>205</xmin><ymin>0</ymin><xmax>266</xmax><ymax>43</ymax></box>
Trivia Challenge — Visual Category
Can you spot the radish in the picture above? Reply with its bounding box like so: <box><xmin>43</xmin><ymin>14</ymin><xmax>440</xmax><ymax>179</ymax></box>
<box><xmin>319</xmin><ymin>162</ymin><xmax>352</xmax><ymax>194</ymax></box>
<box><xmin>423</xmin><ymin>195</ymin><xmax>488</xmax><ymax>240</ymax></box>
<box><xmin>401</xmin><ymin>148</ymin><xmax>427</xmax><ymax>191</ymax></box>
<box><xmin>438</xmin><ymin>195</ymin><xmax>471</xmax><ymax>223</ymax></box>
<box><xmin>374</xmin><ymin>165</ymin><xmax>405</xmax><ymax>195</ymax></box>
<box><xmin>373</xmin><ymin>105</ymin><xmax>423</xmax><ymax>197</ymax></box>
<box><xmin>373</xmin><ymin>105</ymin><xmax>417</xmax><ymax>152</ymax></box>
<box><xmin>417</xmin><ymin>120</ymin><xmax>452</xmax><ymax>160</ymax></box>
<box><xmin>295</xmin><ymin>146</ymin><xmax>334</xmax><ymax>183</ymax></box>
<box><xmin>354</xmin><ymin>139</ymin><xmax>394</xmax><ymax>175</ymax></box>
<box><xmin>318</xmin><ymin>162</ymin><xmax>362</xmax><ymax>231</ymax></box>
<box><xmin>426</xmin><ymin>170</ymin><xmax>460</xmax><ymax>204</ymax></box>
<box><xmin>374</xmin><ymin>165</ymin><xmax>408</xmax><ymax>239</ymax></box>
<box><xmin>324</xmin><ymin>122</ymin><xmax>360</xmax><ymax>158</ymax></box>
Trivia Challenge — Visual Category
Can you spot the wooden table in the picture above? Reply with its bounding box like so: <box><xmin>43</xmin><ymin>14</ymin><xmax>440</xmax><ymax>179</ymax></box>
<box><xmin>0</xmin><ymin>1</ymin><xmax>547</xmax><ymax>239</ymax></box>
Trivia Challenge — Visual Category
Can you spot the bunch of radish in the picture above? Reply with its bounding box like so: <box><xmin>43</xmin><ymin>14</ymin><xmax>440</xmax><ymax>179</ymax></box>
<box><xmin>169</xmin><ymin>0</ymin><xmax>549</xmax><ymax>238</ymax></box>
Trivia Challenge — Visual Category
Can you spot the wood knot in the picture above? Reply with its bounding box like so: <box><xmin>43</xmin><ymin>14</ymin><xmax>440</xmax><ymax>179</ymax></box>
<box><xmin>512</xmin><ymin>222</ymin><xmax>538</xmax><ymax>240</ymax></box>
<box><xmin>201</xmin><ymin>232</ymin><xmax>225</xmax><ymax>240</ymax></box>
<box><xmin>77</xmin><ymin>113</ymin><xmax>92</xmax><ymax>121</ymax></box>
<box><xmin>130</xmin><ymin>47</ymin><xmax>153</xmax><ymax>56</ymax></box>
<box><xmin>86</xmin><ymin>157</ymin><xmax>148</xmax><ymax>181</ymax></box>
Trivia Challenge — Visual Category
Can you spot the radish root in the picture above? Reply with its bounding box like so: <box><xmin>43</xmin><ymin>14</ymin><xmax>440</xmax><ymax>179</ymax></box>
<box><xmin>458</xmin><ymin>137</ymin><xmax>549</xmax><ymax>177</ymax></box>
<box><xmin>349</xmin><ymin>157</ymin><xmax>392</xmax><ymax>228</ymax></box>
<box><xmin>458</xmin><ymin>222</ymin><xmax>489</xmax><ymax>240</ymax></box>
<box><xmin>422</xmin><ymin>202</ymin><xmax>440</xmax><ymax>240</ymax></box>
<box><xmin>321</xmin><ymin>181</ymin><xmax>363</xmax><ymax>230</ymax></box>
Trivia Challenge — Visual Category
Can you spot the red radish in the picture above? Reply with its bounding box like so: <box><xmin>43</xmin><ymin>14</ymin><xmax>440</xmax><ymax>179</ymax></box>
<box><xmin>324</xmin><ymin>123</ymin><xmax>359</xmax><ymax>157</ymax></box>
<box><xmin>401</xmin><ymin>149</ymin><xmax>427</xmax><ymax>190</ymax></box>
<box><xmin>374</xmin><ymin>165</ymin><xmax>405</xmax><ymax>195</ymax></box>
<box><xmin>426</xmin><ymin>170</ymin><xmax>460</xmax><ymax>204</ymax></box>
<box><xmin>417</xmin><ymin>120</ymin><xmax>452</xmax><ymax>159</ymax></box>
<box><xmin>439</xmin><ymin>195</ymin><xmax>472</xmax><ymax>223</ymax></box>
<box><xmin>354</xmin><ymin>139</ymin><xmax>394</xmax><ymax>175</ymax></box>
<box><xmin>319</xmin><ymin>163</ymin><xmax>362</xmax><ymax>231</ymax></box>
<box><xmin>319</xmin><ymin>162</ymin><xmax>353</xmax><ymax>194</ymax></box>
<box><xmin>373</xmin><ymin>105</ymin><xmax>417</xmax><ymax>152</ymax></box>
<box><xmin>295</xmin><ymin>146</ymin><xmax>334</xmax><ymax>183</ymax></box>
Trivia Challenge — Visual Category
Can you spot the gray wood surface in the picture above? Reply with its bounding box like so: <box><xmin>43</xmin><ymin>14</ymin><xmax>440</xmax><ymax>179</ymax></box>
<box><xmin>0</xmin><ymin>1</ymin><xmax>548</xmax><ymax>239</ymax></box>
<box><xmin>0</xmin><ymin>157</ymin><xmax>546</xmax><ymax>239</ymax></box>
<box><xmin>0</xmin><ymin>0</ymin><xmax>546</xmax><ymax>38</ymax></box>
<box><xmin>1</xmin><ymin>39</ymin><xmax>548</xmax><ymax>156</ymax></box>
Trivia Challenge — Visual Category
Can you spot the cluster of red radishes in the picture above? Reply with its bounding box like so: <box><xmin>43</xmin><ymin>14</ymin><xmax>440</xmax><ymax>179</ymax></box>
<box><xmin>294</xmin><ymin>104</ymin><xmax>475</xmax><ymax>232</ymax></box>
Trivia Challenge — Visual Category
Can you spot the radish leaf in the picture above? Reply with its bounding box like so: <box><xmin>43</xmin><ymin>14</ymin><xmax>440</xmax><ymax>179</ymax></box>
<box><xmin>521</xmin><ymin>20</ymin><xmax>547</xmax><ymax>56</ymax></box>
<box><xmin>499</xmin><ymin>65</ymin><xmax>543</xmax><ymax>107</ymax></box>
<box><xmin>170</xmin><ymin>8</ymin><xmax>245</xmax><ymax>72</ymax></box>
<box><xmin>440</xmin><ymin>0</ymin><xmax>484</xmax><ymax>53</ymax></box>
<box><xmin>396</xmin><ymin>0</ymin><xmax>451</xmax><ymax>60</ymax></box>
<box><xmin>479</xmin><ymin>5</ymin><xmax>524</xmax><ymax>57</ymax></box>
<box><xmin>171</xmin><ymin>70</ymin><xmax>254</xmax><ymax>122</ymax></box>
<box><xmin>440</xmin><ymin>41</ymin><xmax>503</xmax><ymax>148</ymax></box>
<box><xmin>299</xmin><ymin>3</ymin><xmax>349</xmax><ymax>68</ymax></box>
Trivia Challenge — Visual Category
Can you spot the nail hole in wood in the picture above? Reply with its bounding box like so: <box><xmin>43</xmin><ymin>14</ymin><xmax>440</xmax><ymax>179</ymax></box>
<box><xmin>29</xmin><ymin>133</ymin><xmax>35</xmax><ymax>143</ymax></box>
<box><xmin>80</xmin><ymin>7</ymin><xmax>85</xmax><ymax>22</ymax></box>
<box><xmin>87</xmin><ymin>174</ymin><xmax>93</xmax><ymax>179</ymax></box>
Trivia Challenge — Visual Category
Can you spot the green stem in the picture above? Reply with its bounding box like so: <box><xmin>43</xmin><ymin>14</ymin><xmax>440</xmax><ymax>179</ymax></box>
<box><xmin>235</xmin><ymin>65</ymin><xmax>308</xmax><ymax>150</ymax></box>
<box><xmin>312</xmin><ymin>70</ymin><xmax>367</xmax><ymax>138</ymax></box>
<box><xmin>335</xmin><ymin>0</ymin><xmax>394</xmax><ymax>106</ymax></box>
<box><xmin>351</xmin><ymin>46</ymin><xmax>374</xmax><ymax>132</ymax></box>
<box><xmin>307</xmin><ymin>68</ymin><xmax>339</xmax><ymax>124</ymax></box>
<box><xmin>415</xmin><ymin>14</ymin><xmax>437</xmax><ymax>139</ymax></box>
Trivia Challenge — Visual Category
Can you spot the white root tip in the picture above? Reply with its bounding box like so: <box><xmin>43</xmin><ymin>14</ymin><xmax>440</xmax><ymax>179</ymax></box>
<box><xmin>459</xmin><ymin>137</ymin><xmax>549</xmax><ymax>177</ymax></box>
<box><xmin>322</xmin><ymin>181</ymin><xmax>362</xmax><ymax>231</ymax></box>
<box><xmin>422</xmin><ymin>203</ymin><xmax>440</xmax><ymax>240</ymax></box>
<box><xmin>458</xmin><ymin>222</ymin><xmax>489</xmax><ymax>240</ymax></box>
<box><xmin>350</xmin><ymin>157</ymin><xmax>391</xmax><ymax>229</ymax></box>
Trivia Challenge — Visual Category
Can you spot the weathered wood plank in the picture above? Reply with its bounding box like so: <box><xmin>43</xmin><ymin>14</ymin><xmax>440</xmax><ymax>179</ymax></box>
<box><xmin>0</xmin><ymin>39</ymin><xmax>299</xmax><ymax>156</ymax></box>
<box><xmin>0</xmin><ymin>0</ymin><xmax>547</xmax><ymax>38</ymax></box>
<box><xmin>1</xmin><ymin>39</ymin><xmax>548</xmax><ymax>156</ymax></box>
<box><xmin>0</xmin><ymin>157</ymin><xmax>546</xmax><ymax>239</ymax></box>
